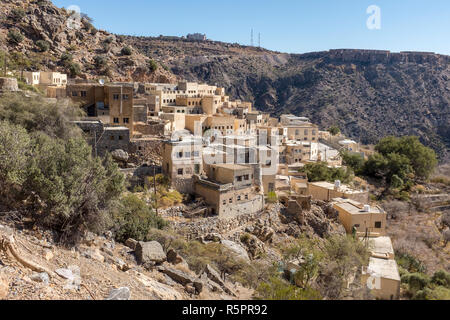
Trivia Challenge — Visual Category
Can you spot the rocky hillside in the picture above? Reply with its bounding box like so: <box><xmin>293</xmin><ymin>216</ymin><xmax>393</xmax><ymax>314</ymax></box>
<box><xmin>127</xmin><ymin>37</ymin><xmax>450</xmax><ymax>160</ymax></box>
<box><xmin>0</xmin><ymin>0</ymin><xmax>176</xmax><ymax>83</ymax></box>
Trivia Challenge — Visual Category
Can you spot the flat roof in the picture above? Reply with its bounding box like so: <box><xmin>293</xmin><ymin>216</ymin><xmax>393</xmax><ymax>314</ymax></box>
<box><xmin>367</xmin><ymin>257</ymin><xmax>400</xmax><ymax>281</ymax></box>
<box><xmin>105</xmin><ymin>126</ymin><xmax>129</xmax><ymax>131</ymax></box>
<box><xmin>333</xmin><ymin>200</ymin><xmax>383</xmax><ymax>214</ymax></box>
<box><xmin>211</xmin><ymin>163</ymin><xmax>251</xmax><ymax>171</ymax></box>
<box><xmin>310</xmin><ymin>181</ymin><xmax>366</xmax><ymax>194</ymax></box>
<box><xmin>367</xmin><ymin>237</ymin><xmax>394</xmax><ymax>256</ymax></box>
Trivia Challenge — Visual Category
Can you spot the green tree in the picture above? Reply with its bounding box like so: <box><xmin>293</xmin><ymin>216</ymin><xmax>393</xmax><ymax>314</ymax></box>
<box><xmin>8</xmin><ymin>30</ymin><xmax>24</xmax><ymax>45</ymax></box>
<box><xmin>121</xmin><ymin>46</ymin><xmax>132</xmax><ymax>56</ymax></box>
<box><xmin>340</xmin><ymin>150</ymin><xmax>365</xmax><ymax>175</ymax></box>
<box><xmin>113</xmin><ymin>194</ymin><xmax>167</xmax><ymax>242</ymax></box>
<box><xmin>327</xmin><ymin>126</ymin><xmax>340</xmax><ymax>136</ymax></box>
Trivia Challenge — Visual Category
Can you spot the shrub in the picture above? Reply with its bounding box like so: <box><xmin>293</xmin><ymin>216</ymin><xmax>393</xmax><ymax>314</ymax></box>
<box><xmin>303</xmin><ymin>162</ymin><xmax>354</xmax><ymax>184</ymax></box>
<box><xmin>36</xmin><ymin>40</ymin><xmax>50</xmax><ymax>52</ymax></box>
<box><xmin>431</xmin><ymin>270</ymin><xmax>450</xmax><ymax>288</ymax></box>
<box><xmin>67</xmin><ymin>62</ymin><xmax>81</xmax><ymax>77</ymax></box>
<box><xmin>340</xmin><ymin>150</ymin><xmax>365</xmax><ymax>175</ymax></box>
<box><xmin>327</xmin><ymin>126</ymin><xmax>340</xmax><ymax>136</ymax></box>
<box><xmin>121</xmin><ymin>46</ymin><xmax>132</xmax><ymax>56</ymax></box>
<box><xmin>406</xmin><ymin>273</ymin><xmax>430</xmax><ymax>294</ymax></box>
<box><xmin>8</xmin><ymin>30</ymin><xmax>24</xmax><ymax>45</ymax></box>
<box><xmin>61</xmin><ymin>52</ymin><xmax>73</xmax><ymax>63</ymax></box>
<box><xmin>148</xmin><ymin>59</ymin><xmax>158</xmax><ymax>72</ymax></box>
<box><xmin>256</xmin><ymin>276</ymin><xmax>322</xmax><ymax>300</ymax></box>
<box><xmin>94</xmin><ymin>55</ymin><xmax>107</xmax><ymax>69</ymax></box>
<box><xmin>10</xmin><ymin>8</ymin><xmax>26</xmax><ymax>21</ymax></box>
<box><xmin>113</xmin><ymin>194</ymin><xmax>167</xmax><ymax>243</ymax></box>
<box><xmin>395</xmin><ymin>252</ymin><xmax>427</xmax><ymax>273</ymax></box>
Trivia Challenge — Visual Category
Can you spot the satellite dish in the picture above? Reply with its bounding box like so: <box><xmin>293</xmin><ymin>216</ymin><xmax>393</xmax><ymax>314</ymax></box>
<box><xmin>99</xmin><ymin>79</ymin><xmax>105</xmax><ymax>85</ymax></box>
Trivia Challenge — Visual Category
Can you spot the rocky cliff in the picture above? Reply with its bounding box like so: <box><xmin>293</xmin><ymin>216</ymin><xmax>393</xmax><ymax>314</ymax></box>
<box><xmin>0</xmin><ymin>0</ymin><xmax>176</xmax><ymax>83</ymax></box>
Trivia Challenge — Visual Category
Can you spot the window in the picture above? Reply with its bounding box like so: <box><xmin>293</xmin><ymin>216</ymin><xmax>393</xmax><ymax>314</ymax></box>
<box><xmin>245</xmin><ymin>194</ymin><xmax>248</xmax><ymax>200</ymax></box>
<box><xmin>223</xmin><ymin>200</ymin><xmax>226</xmax><ymax>205</ymax></box>
<box><xmin>375</xmin><ymin>221</ymin><xmax>382</xmax><ymax>228</ymax></box>
<box><xmin>123</xmin><ymin>94</ymin><xmax>129</xmax><ymax>100</ymax></box>
<box><xmin>113</xmin><ymin>94</ymin><xmax>120</xmax><ymax>100</ymax></box>
<box><xmin>244</xmin><ymin>175</ymin><xmax>249</xmax><ymax>180</ymax></box>
<box><xmin>72</xmin><ymin>91</ymin><xmax>78</xmax><ymax>97</ymax></box>
<box><xmin>185</xmin><ymin>152</ymin><xmax>191</xmax><ymax>158</ymax></box>
<box><xmin>237</xmin><ymin>176</ymin><xmax>243</xmax><ymax>182</ymax></box>
<box><xmin>194</xmin><ymin>164</ymin><xmax>200</xmax><ymax>174</ymax></box>
<box><xmin>237</xmin><ymin>196</ymin><xmax>241</xmax><ymax>201</ymax></box>
<box><xmin>177</xmin><ymin>168</ymin><xmax>183</xmax><ymax>175</ymax></box>
<box><xmin>80</xmin><ymin>91</ymin><xmax>87</xmax><ymax>97</ymax></box>
<box><xmin>193</xmin><ymin>151</ymin><xmax>200</xmax><ymax>157</ymax></box>
<box><xmin>123</xmin><ymin>118</ymin><xmax>129</xmax><ymax>124</ymax></box>
<box><xmin>177</xmin><ymin>152</ymin><xmax>183</xmax><ymax>158</ymax></box>
<box><xmin>229</xmin><ymin>198</ymin><xmax>232</xmax><ymax>204</ymax></box>
<box><xmin>110</xmin><ymin>136</ymin><xmax>114</xmax><ymax>140</ymax></box>
<box><xmin>118</xmin><ymin>136</ymin><xmax>123</xmax><ymax>140</ymax></box>
<box><xmin>113</xmin><ymin>118</ymin><xmax>119</xmax><ymax>124</ymax></box>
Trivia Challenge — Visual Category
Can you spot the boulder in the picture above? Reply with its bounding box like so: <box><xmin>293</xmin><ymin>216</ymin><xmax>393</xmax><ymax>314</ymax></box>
<box><xmin>125</xmin><ymin>238</ymin><xmax>138</xmax><ymax>250</ymax></box>
<box><xmin>111</xmin><ymin>149</ymin><xmax>129</xmax><ymax>162</ymax></box>
<box><xmin>162</xmin><ymin>268</ymin><xmax>203</xmax><ymax>294</ymax></box>
<box><xmin>135</xmin><ymin>241</ymin><xmax>166</xmax><ymax>265</ymax></box>
<box><xmin>30</xmin><ymin>272</ymin><xmax>50</xmax><ymax>286</ymax></box>
<box><xmin>135</xmin><ymin>273</ymin><xmax>184</xmax><ymax>300</ymax></box>
<box><xmin>220</xmin><ymin>240</ymin><xmax>250</xmax><ymax>262</ymax></box>
<box><xmin>204</xmin><ymin>233</ymin><xmax>222</xmax><ymax>242</ymax></box>
<box><xmin>106</xmin><ymin>287</ymin><xmax>131</xmax><ymax>300</ymax></box>
<box><xmin>81</xmin><ymin>248</ymin><xmax>105</xmax><ymax>262</ymax></box>
<box><xmin>0</xmin><ymin>78</ymin><xmax>19</xmax><ymax>92</ymax></box>
<box><xmin>167</xmin><ymin>249</ymin><xmax>183</xmax><ymax>265</ymax></box>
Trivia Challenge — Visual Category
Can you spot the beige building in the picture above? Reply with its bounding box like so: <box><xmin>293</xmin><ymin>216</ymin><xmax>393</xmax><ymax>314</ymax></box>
<box><xmin>332</xmin><ymin>198</ymin><xmax>386</xmax><ymax>236</ymax></box>
<box><xmin>162</xmin><ymin>136</ymin><xmax>203</xmax><ymax>194</ymax></box>
<box><xmin>286</xmin><ymin>123</ymin><xmax>319</xmax><ymax>142</ymax></box>
<box><xmin>362</xmin><ymin>258</ymin><xmax>401</xmax><ymax>300</ymax></box>
<box><xmin>23</xmin><ymin>71</ymin><xmax>67</xmax><ymax>97</ymax></box>
<box><xmin>194</xmin><ymin>164</ymin><xmax>264</xmax><ymax>219</ymax></box>
<box><xmin>308</xmin><ymin>181</ymin><xmax>369</xmax><ymax>203</ymax></box>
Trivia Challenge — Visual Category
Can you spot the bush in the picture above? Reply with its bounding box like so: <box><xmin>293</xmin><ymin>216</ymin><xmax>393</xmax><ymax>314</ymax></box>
<box><xmin>36</xmin><ymin>40</ymin><xmax>50</xmax><ymax>52</ymax></box>
<box><xmin>8</xmin><ymin>30</ymin><xmax>24</xmax><ymax>45</ymax></box>
<box><xmin>10</xmin><ymin>8</ymin><xmax>26</xmax><ymax>21</ymax></box>
<box><xmin>67</xmin><ymin>62</ymin><xmax>81</xmax><ymax>77</ymax></box>
<box><xmin>431</xmin><ymin>270</ymin><xmax>450</xmax><ymax>288</ymax></box>
<box><xmin>395</xmin><ymin>252</ymin><xmax>427</xmax><ymax>273</ymax></box>
<box><xmin>340</xmin><ymin>150</ymin><xmax>365</xmax><ymax>175</ymax></box>
<box><xmin>113</xmin><ymin>194</ymin><xmax>167</xmax><ymax>243</ymax></box>
<box><xmin>0</xmin><ymin>93</ymin><xmax>124</xmax><ymax>244</ymax></box>
<box><xmin>94</xmin><ymin>55</ymin><xmax>107</xmax><ymax>69</ymax></box>
<box><xmin>303</xmin><ymin>162</ymin><xmax>354</xmax><ymax>184</ymax></box>
<box><xmin>256</xmin><ymin>276</ymin><xmax>322</xmax><ymax>300</ymax></box>
<box><xmin>327</xmin><ymin>126</ymin><xmax>340</xmax><ymax>136</ymax></box>
<box><xmin>148</xmin><ymin>59</ymin><xmax>158</xmax><ymax>72</ymax></box>
<box><xmin>121</xmin><ymin>46</ymin><xmax>132</xmax><ymax>56</ymax></box>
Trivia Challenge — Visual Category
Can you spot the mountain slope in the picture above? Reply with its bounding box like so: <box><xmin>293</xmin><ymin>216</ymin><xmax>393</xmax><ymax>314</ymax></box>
<box><xmin>127</xmin><ymin>36</ymin><xmax>450</xmax><ymax>160</ymax></box>
<box><xmin>0</xmin><ymin>0</ymin><xmax>176</xmax><ymax>83</ymax></box>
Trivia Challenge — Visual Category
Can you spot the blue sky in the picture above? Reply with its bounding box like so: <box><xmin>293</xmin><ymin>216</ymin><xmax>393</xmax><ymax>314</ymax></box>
<box><xmin>52</xmin><ymin>0</ymin><xmax>450</xmax><ymax>55</ymax></box>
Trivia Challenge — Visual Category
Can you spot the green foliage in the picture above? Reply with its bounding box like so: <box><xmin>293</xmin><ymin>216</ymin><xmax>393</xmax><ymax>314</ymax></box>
<box><xmin>148</xmin><ymin>59</ymin><xmax>158</xmax><ymax>72</ymax></box>
<box><xmin>431</xmin><ymin>270</ymin><xmax>450</xmax><ymax>288</ymax></box>
<box><xmin>94</xmin><ymin>55</ymin><xmax>107</xmax><ymax>69</ymax></box>
<box><xmin>10</xmin><ymin>8</ymin><xmax>26</xmax><ymax>21</ymax></box>
<box><xmin>375</xmin><ymin>136</ymin><xmax>437</xmax><ymax>180</ymax></box>
<box><xmin>0</xmin><ymin>93</ymin><xmax>125</xmax><ymax>244</ymax></box>
<box><xmin>113</xmin><ymin>194</ymin><xmax>167</xmax><ymax>243</ymax></box>
<box><xmin>327</xmin><ymin>126</ymin><xmax>340</xmax><ymax>136</ymax></box>
<box><xmin>256</xmin><ymin>276</ymin><xmax>322</xmax><ymax>300</ymax></box>
<box><xmin>395</xmin><ymin>251</ymin><xmax>427</xmax><ymax>274</ymax></box>
<box><xmin>121</xmin><ymin>46</ymin><xmax>132</xmax><ymax>56</ymax></box>
<box><xmin>67</xmin><ymin>62</ymin><xmax>81</xmax><ymax>77</ymax></box>
<box><xmin>303</xmin><ymin>162</ymin><xmax>354</xmax><ymax>184</ymax></box>
<box><xmin>36</xmin><ymin>40</ymin><xmax>50</xmax><ymax>52</ymax></box>
<box><xmin>8</xmin><ymin>30</ymin><xmax>24</xmax><ymax>45</ymax></box>
<box><xmin>266</xmin><ymin>191</ymin><xmax>278</xmax><ymax>203</ymax></box>
<box><xmin>340</xmin><ymin>150</ymin><xmax>365</xmax><ymax>175</ymax></box>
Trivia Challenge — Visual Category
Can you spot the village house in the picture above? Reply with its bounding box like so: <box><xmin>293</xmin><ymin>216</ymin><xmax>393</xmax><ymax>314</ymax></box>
<box><xmin>362</xmin><ymin>257</ymin><xmax>401</xmax><ymax>300</ymax></box>
<box><xmin>23</xmin><ymin>71</ymin><xmax>67</xmax><ymax>97</ymax></box>
<box><xmin>162</xmin><ymin>135</ymin><xmax>203</xmax><ymax>194</ymax></box>
<box><xmin>332</xmin><ymin>198</ymin><xmax>386</xmax><ymax>236</ymax></box>
<box><xmin>307</xmin><ymin>181</ymin><xmax>369</xmax><ymax>203</ymax></box>
<box><xmin>194</xmin><ymin>164</ymin><xmax>264</xmax><ymax>219</ymax></box>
